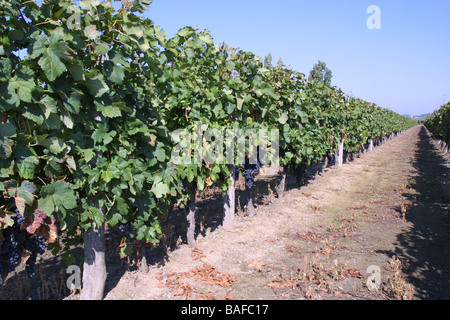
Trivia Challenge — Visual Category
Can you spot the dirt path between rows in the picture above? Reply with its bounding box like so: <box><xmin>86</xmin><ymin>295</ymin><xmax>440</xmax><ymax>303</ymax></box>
<box><xmin>104</xmin><ymin>125</ymin><xmax>449</xmax><ymax>300</ymax></box>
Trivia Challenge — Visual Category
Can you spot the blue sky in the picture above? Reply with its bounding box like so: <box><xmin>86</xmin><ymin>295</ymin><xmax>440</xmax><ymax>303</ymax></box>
<box><xmin>145</xmin><ymin>0</ymin><xmax>450</xmax><ymax>116</ymax></box>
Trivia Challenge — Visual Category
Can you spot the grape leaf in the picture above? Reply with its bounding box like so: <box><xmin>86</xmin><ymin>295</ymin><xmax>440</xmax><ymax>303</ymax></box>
<box><xmin>85</xmin><ymin>74</ymin><xmax>109</xmax><ymax>97</ymax></box>
<box><xmin>0</xmin><ymin>122</ymin><xmax>17</xmax><ymax>138</ymax></box>
<box><xmin>18</xmin><ymin>155</ymin><xmax>39</xmax><ymax>179</ymax></box>
<box><xmin>25</xmin><ymin>208</ymin><xmax>47</xmax><ymax>234</ymax></box>
<box><xmin>14</xmin><ymin>196</ymin><xmax>26</xmax><ymax>216</ymax></box>
<box><xmin>4</xmin><ymin>180</ymin><xmax>37</xmax><ymax>206</ymax></box>
<box><xmin>150</xmin><ymin>175</ymin><xmax>169</xmax><ymax>198</ymax></box>
<box><xmin>7</xmin><ymin>72</ymin><xmax>35</xmax><ymax>103</ymax></box>
<box><xmin>38</xmin><ymin>182</ymin><xmax>77</xmax><ymax>216</ymax></box>
<box><xmin>84</xmin><ymin>25</ymin><xmax>100</xmax><ymax>41</ymax></box>
<box><xmin>104</xmin><ymin>60</ymin><xmax>125</xmax><ymax>84</ymax></box>
<box><xmin>38</xmin><ymin>50</ymin><xmax>66</xmax><ymax>82</ymax></box>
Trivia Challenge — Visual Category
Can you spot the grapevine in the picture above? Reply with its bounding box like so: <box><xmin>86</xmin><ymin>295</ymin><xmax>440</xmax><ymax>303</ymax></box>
<box><xmin>425</xmin><ymin>103</ymin><xmax>450</xmax><ymax>146</ymax></box>
<box><xmin>0</xmin><ymin>0</ymin><xmax>417</xmax><ymax>298</ymax></box>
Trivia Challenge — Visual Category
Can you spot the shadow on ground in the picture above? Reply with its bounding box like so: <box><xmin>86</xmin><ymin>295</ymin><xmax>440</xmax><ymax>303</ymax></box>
<box><xmin>378</xmin><ymin>126</ymin><xmax>450</xmax><ymax>299</ymax></box>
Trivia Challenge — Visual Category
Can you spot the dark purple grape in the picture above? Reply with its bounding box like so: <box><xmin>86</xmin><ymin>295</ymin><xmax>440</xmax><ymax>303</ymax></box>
<box><xmin>25</xmin><ymin>253</ymin><xmax>38</xmax><ymax>278</ymax></box>
<box><xmin>1</xmin><ymin>212</ymin><xmax>47</xmax><ymax>278</ymax></box>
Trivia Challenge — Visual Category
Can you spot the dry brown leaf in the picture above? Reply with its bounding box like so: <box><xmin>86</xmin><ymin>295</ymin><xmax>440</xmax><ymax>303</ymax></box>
<box><xmin>173</xmin><ymin>287</ymin><xmax>185</xmax><ymax>296</ymax></box>
<box><xmin>195</xmin><ymin>294</ymin><xmax>216</xmax><ymax>300</ymax></box>
<box><xmin>285</xmin><ymin>245</ymin><xmax>299</xmax><ymax>253</ymax></box>
<box><xmin>347</xmin><ymin>268</ymin><xmax>364</xmax><ymax>279</ymax></box>
<box><xmin>163</xmin><ymin>262</ymin><xmax>236</xmax><ymax>295</ymax></box>
<box><xmin>152</xmin><ymin>272</ymin><xmax>164</xmax><ymax>280</ymax></box>
<box><xmin>267</xmin><ymin>282</ymin><xmax>282</xmax><ymax>289</ymax></box>
<box><xmin>346</xmin><ymin>206</ymin><xmax>368</xmax><ymax>210</ymax></box>
<box><xmin>247</xmin><ymin>260</ymin><xmax>267</xmax><ymax>272</ymax></box>
<box><xmin>191</xmin><ymin>247</ymin><xmax>207</xmax><ymax>260</ymax></box>
<box><xmin>297</xmin><ymin>231</ymin><xmax>322</xmax><ymax>242</ymax></box>
<box><xmin>302</xmin><ymin>192</ymin><xmax>319</xmax><ymax>199</ymax></box>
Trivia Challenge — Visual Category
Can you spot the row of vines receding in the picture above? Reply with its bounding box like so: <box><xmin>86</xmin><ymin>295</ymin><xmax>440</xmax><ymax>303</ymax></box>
<box><xmin>424</xmin><ymin>103</ymin><xmax>450</xmax><ymax>147</ymax></box>
<box><xmin>0</xmin><ymin>0</ymin><xmax>417</xmax><ymax>299</ymax></box>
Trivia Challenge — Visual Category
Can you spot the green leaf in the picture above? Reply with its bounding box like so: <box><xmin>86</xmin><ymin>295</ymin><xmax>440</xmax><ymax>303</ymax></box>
<box><xmin>66</xmin><ymin>156</ymin><xmax>77</xmax><ymax>172</ymax></box>
<box><xmin>42</xmin><ymin>113</ymin><xmax>62</xmax><ymax>130</ymax></box>
<box><xmin>31</xmin><ymin>34</ymin><xmax>70</xmax><ymax>81</ymax></box>
<box><xmin>136</xmin><ymin>225</ymin><xmax>148</xmax><ymax>241</ymax></box>
<box><xmin>40</xmin><ymin>137</ymin><xmax>65</xmax><ymax>154</ymax></box>
<box><xmin>18</xmin><ymin>156</ymin><xmax>39</xmax><ymax>179</ymax></box>
<box><xmin>178</xmin><ymin>27</ymin><xmax>194</xmax><ymax>37</ymax></box>
<box><xmin>39</xmin><ymin>95</ymin><xmax>58</xmax><ymax>118</ymax></box>
<box><xmin>153</xmin><ymin>143</ymin><xmax>166</xmax><ymax>162</ymax></box>
<box><xmin>85</xmin><ymin>74</ymin><xmax>109</xmax><ymax>97</ymax></box>
<box><xmin>9</xmin><ymin>29</ymin><xmax>24</xmax><ymax>41</ymax></box>
<box><xmin>150</xmin><ymin>175</ymin><xmax>169</xmax><ymax>198</ymax></box>
<box><xmin>38</xmin><ymin>49</ymin><xmax>66</xmax><ymax>81</ymax></box>
<box><xmin>0</xmin><ymin>123</ymin><xmax>16</xmax><ymax>138</ymax></box>
<box><xmin>92</xmin><ymin>123</ymin><xmax>115</xmax><ymax>145</ymax></box>
<box><xmin>236</xmin><ymin>96</ymin><xmax>244</xmax><ymax>111</ymax></box>
<box><xmin>67</xmin><ymin>61</ymin><xmax>85</xmax><ymax>81</ymax></box>
<box><xmin>119</xmin><ymin>241</ymin><xmax>133</xmax><ymax>258</ymax></box>
<box><xmin>4</xmin><ymin>180</ymin><xmax>37</xmax><ymax>206</ymax></box>
<box><xmin>77</xmin><ymin>147</ymin><xmax>96</xmax><ymax>163</ymax></box>
<box><xmin>225</xmin><ymin>60</ymin><xmax>235</xmax><ymax>71</ymax></box>
<box><xmin>0</xmin><ymin>137</ymin><xmax>14</xmax><ymax>159</ymax></box>
<box><xmin>104</xmin><ymin>61</ymin><xmax>125</xmax><ymax>84</ymax></box>
<box><xmin>101</xmin><ymin>169</ymin><xmax>113</xmax><ymax>183</ymax></box>
<box><xmin>106</xmin><ymin>197</ymin><xmax>128</xmax><ymax>226</ymax></box>
<box><xmin>8</xmin><ymin>72</ymin><xmax>35</xmax><ymax>103</ymax></box>
<box><xmin>38</xmin><ymin>181</ymin><xmax>78</xmax><ymax>216</ymax></box>
<box><xmin>61</xmin><ymin>112</ymin><xmax>74</xmax><ymax>129</ymax></box>
<box><xmin>94</xmin><ymin>41</ymin><xmax>110</xmax><ymax>55</ymax></box>
<box><xmin>128</xmin><ymin>0</ymin><xmax>152</xmax><ymax>13</ymax></box>
<box><xmin>198</xmin><ymin>32</ymin><xmax>213</xmax><ymax>46</ymax></box>
<box><xmin>187</xmin><ymin>164</ymin><xmax>197</xmax><ymax>183</ymax></box>
<box><xmin>79</xmin><ymin>0</ymin><xmax>100</xmax><ymax>9</ymax></box>
<box><xmin>22</xmin><ymin>104</ymin><xmax>45</xmax><ymax>125</ymax></box>
<box><xmin>84</xmin><ymin>25</ymin><xmax>100</xmax><ymax>41</ymax></box>
<box><xmin>95</xmin><ymin>101</ymin><xmax>122</xmax><ymax>118</ymax></box>
<box><xmin>197</xmin><ymin>175</ymin><xmax>205</xmax><ymax>191</ymax></box>
<box><xmin>278</xmin><ymin>112</ymin><xmax>288</xmax><ymax>124</ymax></box>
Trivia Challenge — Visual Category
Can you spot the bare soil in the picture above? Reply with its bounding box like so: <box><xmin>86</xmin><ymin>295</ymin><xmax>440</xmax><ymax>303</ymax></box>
<box><xmin>1</xmin><ymin>125</ymin><xmax>449</xmax><ymax>300</ymax></box>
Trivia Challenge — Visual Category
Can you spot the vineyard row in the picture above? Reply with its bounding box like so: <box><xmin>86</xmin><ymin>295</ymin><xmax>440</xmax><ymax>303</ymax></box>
<box><xmin>0</xmin><ymin>0</ymin><xmax>419</xmax><ymax>298</ymax></box>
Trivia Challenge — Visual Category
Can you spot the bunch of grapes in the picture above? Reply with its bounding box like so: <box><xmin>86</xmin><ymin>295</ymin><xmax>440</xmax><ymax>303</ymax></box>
<box><xmin>117</xmin><ymin>222</ymin><xmax>131</xmax><ymax>237</ymax></box>
<box><xmin>0</xmin><ymin>207</ymin><xmax>48</xmax><ymax>279</ymax></box>
<box><xmin>181</xmin><ymin>178</ymin><xmax>188</xmax><ymax>194</ymax></box>
<box><xmin>0</xmin><ymin>209</ymin><xmax>26</xmax><ymax>279</ymax></box>
<box><xmin>23</xmin><ymin>235</ymin><xmax>46</xmax><ymax>278</ymax></box>
<box><xmin>241</xmin><ymin>159</ymin><xmax>261</xmax><ymax>189</ymax></box>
